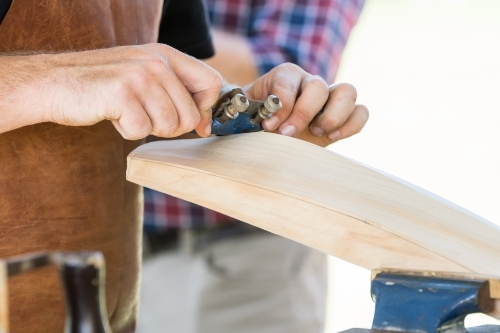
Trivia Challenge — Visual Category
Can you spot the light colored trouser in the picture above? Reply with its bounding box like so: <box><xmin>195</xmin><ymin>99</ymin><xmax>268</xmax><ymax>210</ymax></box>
<box><xmin>138</xmin><ymin>232</ymin><xmax>328</xmax><ymax>333</ymax></box>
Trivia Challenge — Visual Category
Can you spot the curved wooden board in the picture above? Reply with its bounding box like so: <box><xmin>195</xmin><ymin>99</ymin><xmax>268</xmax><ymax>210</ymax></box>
<box><xmin>126</xmin><ymin>132</ymin><xmax>500</xmax><ymax>315</ymax></box>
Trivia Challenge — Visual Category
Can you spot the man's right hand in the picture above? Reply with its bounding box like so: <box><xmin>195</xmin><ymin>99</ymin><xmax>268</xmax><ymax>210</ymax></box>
<box><xmin>0</xmin><ymin>44</ymin><xmax>222</xmax><ymax>139</ymax></box>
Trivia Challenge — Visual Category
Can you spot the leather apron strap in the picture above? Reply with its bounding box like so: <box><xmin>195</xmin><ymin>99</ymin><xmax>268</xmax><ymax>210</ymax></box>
<box><xmin>0</xmin><ymin>0</ymin><xmax>162</xmax><ymax>332</ymax></box>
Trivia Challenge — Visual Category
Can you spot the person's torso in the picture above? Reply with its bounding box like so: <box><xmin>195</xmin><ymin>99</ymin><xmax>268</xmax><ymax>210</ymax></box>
<box><xmin>0</xmin><ymin>1</ymin><xmax>162</xmax><ymax>332</ymax></box>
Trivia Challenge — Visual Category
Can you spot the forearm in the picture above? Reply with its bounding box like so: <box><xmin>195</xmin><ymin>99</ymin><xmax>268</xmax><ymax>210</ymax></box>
<box><xmin>204</xmin><ymin>29</ymin><xmax>259</xmax><ymax>87</ymax></box>
<box><xmin>0</xmin><ymin>44</ymin><xmax>223</xmax><ymax>139</ymax></box>
<box><xmin>0</xmin><ymin>55</ymin><xmax>48</xmax><ymax>134</ymax></box>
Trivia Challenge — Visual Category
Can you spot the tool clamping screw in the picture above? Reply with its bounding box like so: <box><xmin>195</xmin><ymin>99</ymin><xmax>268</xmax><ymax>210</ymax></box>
<box><xmin>224</xmin><ymin>94</ymin><xmax>249</xmax><ymax>119</ymax></box>
<box><xmin>259</xmin><ymin>95</ymin><xmax>282</xmax><ymax>120</ymax></box>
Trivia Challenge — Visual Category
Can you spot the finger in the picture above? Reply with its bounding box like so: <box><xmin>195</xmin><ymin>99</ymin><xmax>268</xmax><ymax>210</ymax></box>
<box><xmin>139</xmin><ymin>83</ymin><xmax>182</xmax><ymax>138</ymax></box>
<box><xmin>308</xmin><ymin>83</ymin><xmax>358</xmax><ymax>137</ymax></box>
<box><xmin>153</xmin><ymin>45</ymin><xmax>221</xmax><ymax>137</ymax></box>
<box><xmin>327</xmin><ymin>104</ymin><xmax>369</xmax><ymax>142</ymax></box>
<box><xmin>111</xmin><ymin>98</ymin><xmax>152</xmax><ymax>140</ymax></box>
<box><xmin>192</xmin><ymin>89</ymin><xmax>216</xmax><ymax>137</ymax></box>
<box><xmin>165</xmin><ymin>47</ymin><xmax>222</xmax><ymax>101</ymax></box>
<box><xmin>148</xmin><ymin>44</ymin><xmax>222</xmax><ymax>92</ymax></box>
<box><xmin>261</xmin><ymin>66</ymin><xmax>303</xmax><ymax>132</ymax></box>
<box><xmin>190</xmin><ymin>79</ymin><xmax>220</xmax><ymax>137</ymax></box>
<box><xmin>156</xmin><ymin>68</ymin><xmax>202</xmax><ymax>137</ymax></box>
<box><xmin>276</xmin><ymin>75</ymin><xmax>329</xmax><ymax>137</ymax></box>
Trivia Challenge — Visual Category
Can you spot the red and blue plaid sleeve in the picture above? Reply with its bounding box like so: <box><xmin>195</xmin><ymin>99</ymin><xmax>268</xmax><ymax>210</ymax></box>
<box><xmin>207</xmin><ymin>0</ymin><xmax>365</xmax><ymax>82</ymax></box>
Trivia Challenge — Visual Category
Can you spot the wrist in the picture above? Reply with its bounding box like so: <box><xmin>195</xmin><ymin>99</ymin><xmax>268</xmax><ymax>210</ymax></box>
<box><xmin>0</xmin><ymin>54</ymin><xmax>51</xmax><ymax>132</ymax></box>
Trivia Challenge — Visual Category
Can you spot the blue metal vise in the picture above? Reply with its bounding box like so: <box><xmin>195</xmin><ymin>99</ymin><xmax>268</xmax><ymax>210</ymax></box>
<box><xmin>342</xmin><ymin>271</ymin><xmax>499</xmax><ymax>333</ymax></box>
<box><xmin>371</xmin><ymin>272</ymin><xmax>494</xmax><ymax>333</ymax></box>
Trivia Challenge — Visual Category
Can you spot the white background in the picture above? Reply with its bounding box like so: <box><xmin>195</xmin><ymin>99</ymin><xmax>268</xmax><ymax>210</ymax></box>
<box><xmin>325</xmin><ymin>0</ymin><xmax>500</xmax><ymax>331</ymax></box>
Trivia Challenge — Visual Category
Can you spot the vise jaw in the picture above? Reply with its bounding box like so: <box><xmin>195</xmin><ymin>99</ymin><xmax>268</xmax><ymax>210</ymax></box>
<box><xmin>343</xmin><ymin>269</ymin><xmax>500</xmax><ymax>333</ymax></box>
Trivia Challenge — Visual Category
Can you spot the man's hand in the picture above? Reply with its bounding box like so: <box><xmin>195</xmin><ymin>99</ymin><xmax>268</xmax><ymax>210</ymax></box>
<box><xmin>244</xmin><ymin>63</ymin><xmax>369</xmax><ymax>147</ymax></box>
<box><xmin>0</xmin><ymin>44</ymin><xmax>222</xmax><ymax>139</ymax></box>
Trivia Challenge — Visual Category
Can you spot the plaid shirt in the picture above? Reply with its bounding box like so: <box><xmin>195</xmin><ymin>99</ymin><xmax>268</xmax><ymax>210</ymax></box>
<box><xmin>144</xmin><ymin>0</ymin><xmax>365</xmax><ymax>232</ymax></box>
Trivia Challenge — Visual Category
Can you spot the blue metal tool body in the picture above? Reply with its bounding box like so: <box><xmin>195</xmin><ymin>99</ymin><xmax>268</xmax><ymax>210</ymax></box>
<box><xmin>211</xmin><ymin>102</ymin><xmax>324</xmax><ymax>136</ymax></box>
<box><xmin>211</xmin><ymin>112</ymin><xmax>263</xmax><ymax>136</ymax></box>
<box><xmin>211</xmin><ymin>98</ymin><xmax>266</xmax><ymax>136</ymax></box>
<box><xmin>371</xmin><ymin>273</ymin><xmax>493</xmax><ymax>333</ymax></box>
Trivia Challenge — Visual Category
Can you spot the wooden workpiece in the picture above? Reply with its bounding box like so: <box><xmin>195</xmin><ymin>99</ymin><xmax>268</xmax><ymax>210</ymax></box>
<box><xmin>126</xmin><ymin>132</ymin><xmax>500</xmax><ymax>318</ymax></box>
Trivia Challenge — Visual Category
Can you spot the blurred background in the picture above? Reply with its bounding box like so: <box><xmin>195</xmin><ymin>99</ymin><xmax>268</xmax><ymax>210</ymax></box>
<box><xmin>325</xmin><ymin>0</ymin><xmax>500</xmax><ymax>331</ymax></box>
<box><xmin>139</xmin><ymin>0</ymin><xmax>500</xmax><ymax>331</ymax></box>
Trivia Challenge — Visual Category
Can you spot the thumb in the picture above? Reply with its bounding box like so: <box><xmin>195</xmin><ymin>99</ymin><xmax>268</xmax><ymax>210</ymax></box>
<box><xmin>171</xmin><ymin>56</ymin><xmax>222</xmax><ymax>137</ymax></box>
<box><xmin>159</xmin><ymin>45</ymin><xmax>222</xmax><ymax>136</ymax></box>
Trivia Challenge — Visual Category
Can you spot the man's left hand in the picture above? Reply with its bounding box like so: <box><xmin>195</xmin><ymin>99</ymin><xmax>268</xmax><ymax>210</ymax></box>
<box><xmin>243</xmin><ymin>63</ymin><xmax>369</xmax><ymax>147</ymax></box>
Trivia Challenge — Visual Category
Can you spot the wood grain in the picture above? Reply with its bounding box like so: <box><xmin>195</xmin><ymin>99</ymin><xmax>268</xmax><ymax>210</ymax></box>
<box><xmin>126</xmin><ymin>132</ymin><xmax>500</xmax><ymax>316</ymax></box>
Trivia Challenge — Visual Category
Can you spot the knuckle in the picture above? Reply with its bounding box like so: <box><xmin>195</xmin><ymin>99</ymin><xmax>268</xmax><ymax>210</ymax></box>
<box><xmin>201</xmin><ymin>65</ymin><xmax>223</xmax><ymax>95</ymax></box>
<box><xmin>133</xmin><ymin>43</ymin><xmax>167</xmax><ymax>58</ymax></box>
<box><xmin>127</xmin><ymin>119</ymin><xmax>152</xmax><ymax>140</ymax></box>
<box><xmin>276</xmin><ymin>62</ymin><xmax>301</xmax><ymax>72</ymax></box>
<box><xmin>112</xmin><ymin>81</ymin><xmax>136</xmax><ymax>111</ymax></box>
<box><xmin>125</xmin><ymin>67</ymin><xmax>150</xmax><ymax>89</ymax></box>
<box><xmin>292</xmin><ymin>107</ymin><xmax>312</xmax><ymax>124</ymax></box>
<box><xmin>322</xmin><ymin>115</ymin><xmax>343</xmax><ymax>130</ymax></box>
<box><xmin>147</xmin><ymin>57</ymin><xmax>168</xmax><ymax>74</ymax></box>
<box><xmin>181</xmin><ymin>113</ymin><xmax>201</xmax><ymax>132</ymax></box>
<box><xmin>269</xmin><ymin>62</ymin><xmax>302</xmax><ymax>79</ymax></box>
<box><xmin>130</xmin><ymin>128</ymin><xmax>151</xmax><ymax>140</ymax></box>
<box><xmin>155</xmin><ymin>43</ymin><xmax>176</xmax><ymax>57</ymax></box>
<box><xmin>274</xmin><ymin>79</ymin><xmax>297</xmax><ymax>94</ymax></box>
<box><xmin>304</xmin><ymin>75</ymin><xmax>330</xmax><ymax>95</ymax></box>
<box><xmin>150</xmin><ymin>42</ymin><xmax>170</xmax><ymax>53</ymax></box>
<box><xmin>163</xmin><ymin>46</ymin><xmax>180</xmax><ymax>66</ymax></box>
<box><xmin>154</xmin><ymin>123</ymin><xmax>178</xmax><ymax>137</ymax></box>
<box><xmin>155</xmin><ymin>111</ymin><xmax>180</xmax><ymax>137</ymax></box>
<box><xmin>307</xmin><ymin>75</ymin><xmax>329</xmax><ymax>91</ymax></box>
<box><xmin>335</xmin><ymin>83</ymin><xmax>358</xmax><ymax>101</ymax></box>
<box><xmin>130</xmin><ymin>45</ymin><xmax>160</xmax><ymax>62</ymax></box>
<box><xmin>127</xmin><ymin>45</ymin><xmax>148</xmax><ymax>57</ymax></box>
<box><xmin>212</xmin><ymin>71</ymin><xmax>223</xmax><ymax>91</ymax></box>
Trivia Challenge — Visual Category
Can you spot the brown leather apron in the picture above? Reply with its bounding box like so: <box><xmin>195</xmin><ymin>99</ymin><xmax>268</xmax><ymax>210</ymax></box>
<box><xmin>0</xmin><ymin>0</ymin><xmax>162</xmax><ymax>332</ymax></box>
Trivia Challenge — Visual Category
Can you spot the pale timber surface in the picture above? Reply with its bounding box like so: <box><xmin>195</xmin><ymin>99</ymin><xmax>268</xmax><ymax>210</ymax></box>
<box><xmin>127</xmin><ymin>132</ymin><xmax>500</xmax><ymax>278</ymax></box>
